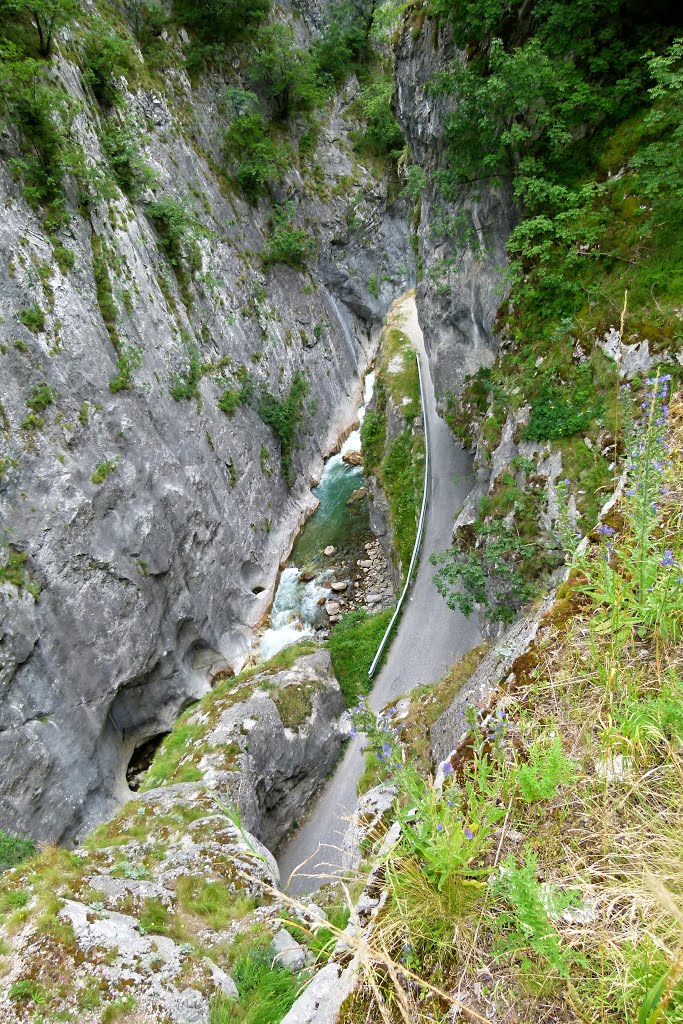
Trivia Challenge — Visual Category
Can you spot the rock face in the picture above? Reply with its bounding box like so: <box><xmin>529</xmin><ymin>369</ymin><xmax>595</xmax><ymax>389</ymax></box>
<box><xmin>191</xmin><ymin>649</ymin><xmax>348</xmax><ymax>849</ymax></box>
<box><xmin>0</xmin><ymin>643</ymin><xmax>354</xmax><ymax>1023</ymax></box>
<box><xmin>0</xmin><ymin>13</ymin><xmax>412</xmax><ymax>842</ymax></box>
<box><xmin>394</xmin><ymin>15</ymin><xmax>516</xmax><ymax>402</ymax></box>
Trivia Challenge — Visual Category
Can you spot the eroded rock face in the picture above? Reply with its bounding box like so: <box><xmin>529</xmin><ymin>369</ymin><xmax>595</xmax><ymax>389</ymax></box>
<box><xmin>394</xmin><ymin>16</ymin><xmax>516</xmax><ymax>401</ymax></box>
<box><xmin>0</xmin><ymin>15</ymin><xmax>412</xmax><ymax>843</ymax></box>
<box><xmin>176</xmin><ymin>649</ymin><xmax>347</xmax><ymax>849</ymax></box>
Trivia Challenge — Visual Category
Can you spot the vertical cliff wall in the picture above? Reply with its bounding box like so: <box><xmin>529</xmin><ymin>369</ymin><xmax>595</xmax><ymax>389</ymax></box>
<box><xmin>394</xmin><ymin>15</ymin><xmax>516</xmax><ymax>402</ymax></box>
<box><xmin>0</xmin><ymin>10</ymin><xmax>412</xmax><ymax>842</ymax></box>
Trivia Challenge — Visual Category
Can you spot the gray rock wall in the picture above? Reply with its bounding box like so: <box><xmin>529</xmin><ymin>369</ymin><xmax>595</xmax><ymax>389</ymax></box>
<box><xmin>394</xmin><ymin>15</ymin><xmax>516</xmax><ymax>402</ymax></box>
<box><xmin>0</xmin><ymin>17</ymin><xmax>412</xmax><ymax>842</ymax></box>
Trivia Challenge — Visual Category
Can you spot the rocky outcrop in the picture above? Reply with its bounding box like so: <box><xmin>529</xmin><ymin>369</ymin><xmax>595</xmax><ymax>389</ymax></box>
<box><xmin>0</xmin><ymin>12</ymin><xmax>412</xmax><ymax>843</ymax></box>
<box><xmin>183</xmin><ymin>648</ymin><xmax>348</xmax><ymax>848</ymax></box>
<box><xmin>394</xmin><ymin>15</ymin><xmax>516</xmax><ymax>401</ymax></box>
<box><xmin>0</xmin><ymin>646</ymin><xmax>350</xmax><ymax>1023</ymax></box>
<box><xmin>0</xmin><ymin>783</ymin><xmax>278</xmax><ymax>1024</ymax></box>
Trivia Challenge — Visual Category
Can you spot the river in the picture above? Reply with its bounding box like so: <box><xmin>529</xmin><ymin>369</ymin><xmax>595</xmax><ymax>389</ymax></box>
<box><xmin>258</xmin><ymin>371</ymin><xmax>376</xmax><ymax>661</ymax></box>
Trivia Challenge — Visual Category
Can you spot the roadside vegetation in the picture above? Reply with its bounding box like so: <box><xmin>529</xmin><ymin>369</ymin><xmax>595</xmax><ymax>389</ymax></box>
<box><xmin>343</xmin><ymin>376</ymin><xmax>683</xmax><ymax>1022</ymax></box>
<box><xmin>419</xmin><ymin>1</ymin><xmax>682</xmax><ymax>623</ymax></box>
<box><xmin>361</xmin><ymin>316</ymin><xmax>425</xmax><ymax>579</ymax></box>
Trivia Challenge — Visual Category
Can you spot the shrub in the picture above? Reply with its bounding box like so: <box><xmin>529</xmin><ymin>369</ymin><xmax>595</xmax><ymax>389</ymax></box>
<box><xmin>110</xmin><ymin>345</ymin><xmax>143</xmax><ymax>393</ymax></box>
<box><xmin>257</xmin><ymin>371</ymin><xmax>309</xmax><ymax>483</ymax></box>
<box><xmin>25</xmin><ymin>382</ymin><xmax>53</xmax><ymax>412</ymax></box>
<box><xmin>352</xmin><ymin>78</ymin><xmax>404</xmax><ymax>159</ymax></box>
<box><xmin>223</xmin><ymin>108</ymin><xmax>285</xmax><ymax>201</ymax></box>
<box><xmin>173</xmin><ymin>0</ymin><xmax>270</xmax><ymax>46</ymax></box>
<box><xmin>217</xmin><ymin>388</ymin><xmax>240</xmax><ymax>418</ymax></box>
<box><xmin>1</xmin><ymin>58</ymin><xmax>77</xmax><ymax>225</ymax></box>
<box><xmin>148</xmin><ymin>197</ymin><xmax>201</xmax><ymax>272</ymax></box>
<box><xmin>100</xmin><ymin>114</ymin><xmax>157</xmax><ymax>199</ymax></box>
<box><xmin>82</xmin><ymin>30</ymin><xmax>135</xmax><ymax>106</ymax></box>
<box><xmin>524</xmin><ymin>364</ymin><xmax>603</xmax><ymax>442</ymax></box>
<box><xmin>91</xmin><ymin>234</ymin><xmax>119</xmax><ymax>347</ymax></box>
<box><xmin>262</xmin><ymin>205</ymin><xmax>316</xmax><ymax>270</ymax></box>
<box><xmin>0</xmin><ymin>829</ymin><xmax>35</xmax><ymax>870</ymax></box>
<box><xmin>249</xmin><ymin>24</ymin><xmax>319</xmax><ymax>120</ymax></box>
<box><xmin>91</xmin><ymin>459</ymin><xmax>118</xmax><ymax>485</ymax></box>
<box><xmin>170</xmin><ymin>348</ymin><xmax>202</xmax><ymax>400</ymax></box>
<box><xmin>21</xmin><ymin>0</ymin><xmax>79</xmax><ymax>58</ymax></box>
<box><xmin>312</xmin><ymin>0</ymin><xmax>374</xmax><ymax>90</ymax></box>
<box><xmin>18</xmin><ymin>304</ymin><xmax>45</xmax><ymax>333</ymax></box>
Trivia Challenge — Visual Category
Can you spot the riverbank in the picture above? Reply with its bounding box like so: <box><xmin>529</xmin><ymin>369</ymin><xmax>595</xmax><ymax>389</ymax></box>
<box><xmin>276</xmin><ymin>292</ymin><xmax>482</xmax><ymax>893</ymax></box>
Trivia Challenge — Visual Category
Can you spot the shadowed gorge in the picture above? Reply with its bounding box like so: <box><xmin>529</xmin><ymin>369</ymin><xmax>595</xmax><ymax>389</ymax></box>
<box><xmin>1</xmin><ymin>0</ymin><xmax>683</xmax><ymax>1022</ymax></box>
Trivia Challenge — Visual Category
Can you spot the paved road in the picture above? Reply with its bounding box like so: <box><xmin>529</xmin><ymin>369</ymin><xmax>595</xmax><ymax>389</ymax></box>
<box><xmin>276</xmin><ymin>294</ymin><xmax>482</xmax><ymax>893</ymax></box>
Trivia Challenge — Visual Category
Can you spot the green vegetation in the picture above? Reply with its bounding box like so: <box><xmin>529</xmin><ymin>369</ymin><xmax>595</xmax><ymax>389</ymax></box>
<box><xmin>424</xmin><ymin>4</ymin><xmax>683</xmax><ymax>618</ymax></box>
<box><xmin>170</xmin><ymin>347</ymin><xmax>202</xmax><ymax>401</ymax></box>
<box><xmin>82</xmin><ymin>29</ymin><xmax>135</xmax><ymax>106</ymax></box>
<box><xmin>329</xmin><ymin>606</ymin><xmax>393</xmax><ymax>705</ymax></box>
<box><xmin>91</xmin><ymin>233</ymin><xmax>119</xmax><ymax>348</ymax></box>
<box><xmin>25</xmin><ymin>382</ymin><xmax>53</xmax><ymax>412</ymax></box>
<box><xmin>0</xmin><ymin>548</ymin><xmax>40</xmax><ymax>598</ymax></box>
<box><xmin>262</xmin><ymin>204</ymin><xmax>316</xmax><ymax>270</ymax></box>
<box><xmin>18</xmin><ymin>304</ymin><xmax>45</xmax><ymax>333</ymax></box>
<box><xmin>362</xmin><ymin>322</ymin><xmax>425</xmax><ymax>577</ymax></box>
<box><xmin>257</xmin><ymin>371</ymin><xmax>309</xmax><ymax>485</ymax></box>
<box><xmin>0</xmin><ymin>830</ymin><xmax>35</xmax><ymax>871</ymax></box>
<box><xmin>91</xmin><ymin>459</ymin><xmax>118</xmax><ymax>485</ymax></box>
<box><xmin>223</xmin><ymin>95</ymin><xmax>286</xmax><ymax>202</ymax></box>
<box><xmin>228</xmin><ymin>943</ymin><xmax>302</xmax><ymax>1023</ymax></box>
<box><xmin>109</xmin><ymin>344</ymin><xmax>143</xmax><ymax>393</ymax></box>
<box><xmin>148</xmin><ymin>197</ymin><xmax>202</xmax><ymax>306</ymax></box>
<box><xmin>99</xmin><ymin>113</ymin><xmax>157</xmax><ymax>200</ymax></box>
<box><xmin>345</xmin><ymin>377</ymin><xmax>683</xmax><ymax>1024</ymax></box>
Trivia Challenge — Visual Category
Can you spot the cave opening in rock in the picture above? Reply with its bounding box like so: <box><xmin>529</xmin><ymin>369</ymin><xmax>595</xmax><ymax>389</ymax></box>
<box><xmin>126</xmin><ymin>733</ymin><xmax>169</xmax><ymax>791</ymax></box>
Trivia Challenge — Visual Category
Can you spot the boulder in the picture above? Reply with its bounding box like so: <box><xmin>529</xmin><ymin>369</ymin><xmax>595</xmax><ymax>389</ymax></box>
<box><xmin>330</xmin><ymin>581</ymin><xmax>348</xmax><ymax>593</ymax></box>
<box><xmin>272</xmin><ymin>928</ymin><xmax>307</xmax><ymax>972</ymax></box>
<box><xmin>342</xmin><ymin>450</ymin><xmax>363</xmax><ymax>466</ymax></box>
<box><xmin>324</xmin><ymin>545</ymin><xmax>336</xmax><ymax>557</ymax></box>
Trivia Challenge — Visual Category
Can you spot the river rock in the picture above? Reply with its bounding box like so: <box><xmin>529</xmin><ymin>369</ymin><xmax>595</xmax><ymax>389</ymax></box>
<box><xmin>324</xmin><ymin>545</ymin><xmax>337</xmax><ymax>557</ymax></box>
<box><xmin>347</xmin><ymin>487</ymin><xmax>366</xmax><ymax>503</ymax></box>
<box><xmin>330</xmin><ymin>581</ymin><xmax>348</xmax><ymax>592</ymax></box>
<box><xmin>366</xmin><ymin>594</ymin><xmax>382</xmax><ymax>605</ymax></box>
<box><xmin>342</xmin><ymin>450</ymin><xmax>363</xmax><ymax>466</ymax></box>
<box><xmin>325</xmin><ymin>601</ymin><xmax>341</xmax><ymax>616</ymax></box>
<box><xmin>358</xmin><ymin>559</ymin><xmax>372</xmax><ymax>568</ymax></box>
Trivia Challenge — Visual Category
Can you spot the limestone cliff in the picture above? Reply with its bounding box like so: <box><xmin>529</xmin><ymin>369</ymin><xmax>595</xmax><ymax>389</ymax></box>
<box><xmin>0</xmin><ymin>7</ymin><xmax>412</xmax><ymax>842</ymax></box>
<box><xmin>394</xmin><ymin>15</ymin><xmax>516</xmax><ymax>403</ymax></box>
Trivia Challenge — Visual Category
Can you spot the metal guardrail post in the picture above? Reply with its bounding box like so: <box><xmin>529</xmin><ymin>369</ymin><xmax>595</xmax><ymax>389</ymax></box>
<box><xmin>367</xmin><ymin>350</ymin><xmax>431</xmax><ymax>678</ymax></box>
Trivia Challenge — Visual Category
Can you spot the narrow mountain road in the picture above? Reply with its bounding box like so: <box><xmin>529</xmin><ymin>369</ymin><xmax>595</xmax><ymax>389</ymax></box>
<box><xmin>276</xmin><ymin>293</ymin><xmax>482</xmax><ymax>893</ymax></box>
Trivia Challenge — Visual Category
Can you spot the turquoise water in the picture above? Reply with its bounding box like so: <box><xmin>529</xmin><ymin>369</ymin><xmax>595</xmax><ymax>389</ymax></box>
<box><xmin>259</xmin><ymin>373</ymin><xmax>374</xmax><ymax>660</ymax></box>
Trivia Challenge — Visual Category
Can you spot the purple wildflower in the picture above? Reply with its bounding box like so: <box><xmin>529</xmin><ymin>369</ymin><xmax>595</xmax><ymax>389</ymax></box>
<box><xmin>436</xmin><ymin>823</ymin><xmax>444</xmax><ymax>832</ymax></box>
<box><xmin>661</xmin><ymin>550</ymin><xmax>675</xmax><ymax>567</ymax></box>
<box><xmin>442</xmin><ymin>761</ymin><xmax>454</xmax><ymax>775</ymax></box>
<box><xmin>464</xmin><ymin>827</ymin><xmax>474</xmax><ymax>840</ymax></box>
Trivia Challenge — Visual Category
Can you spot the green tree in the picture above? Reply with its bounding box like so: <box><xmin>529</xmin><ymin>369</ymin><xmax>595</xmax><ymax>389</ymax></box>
<box><xmin>249</xmin><ymin>24</ymin><xmax>319</xmax><ymax>120</ymax></box>
<box><xmin>23</xmin><ymin>0</ymin><xmax>78</xmax><ymax>58</ymax></box>
<box><xmin>223</xmin><ymin>100</ymin><xmax>285</xmax><ymax>201</ymax></box>
<box><xmin>173</xmin><ymin>0</ymin><xmax>270</xmax><ymax>46</ymax></box>
<box><xmin>82</xmin><ymin>30</ymin><xmax>135</xmax><ymax>106</ymax></box>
